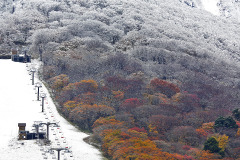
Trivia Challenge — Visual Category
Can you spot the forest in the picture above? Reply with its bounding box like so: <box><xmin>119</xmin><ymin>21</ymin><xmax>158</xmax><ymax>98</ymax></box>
<box><xmin>1</xmin><ymin>0</ymin><xmax>240</xmax><ymax>159</ymax></box>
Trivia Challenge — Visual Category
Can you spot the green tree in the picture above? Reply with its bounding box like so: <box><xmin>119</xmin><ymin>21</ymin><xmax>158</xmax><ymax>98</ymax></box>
<box><xmin>232</xmin><ymin>109</ymin><xmax>240</xmax><ymax>121</ymax></box>
<box><xmin>203</xmin><ymin>137</ymin><xmax>221</xmax><ymax>153</ymax></box>
<box><xmin>214</xmin><ymin>116</ymin><xmax>238</xmax><ymax>129</ymax></box>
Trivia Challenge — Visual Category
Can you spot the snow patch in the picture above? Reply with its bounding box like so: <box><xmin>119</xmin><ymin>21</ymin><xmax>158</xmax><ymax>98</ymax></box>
<box><xmin>201</xmin><ymin>0</ymin><xmax>220</xmax><ymax>15</ymax></box>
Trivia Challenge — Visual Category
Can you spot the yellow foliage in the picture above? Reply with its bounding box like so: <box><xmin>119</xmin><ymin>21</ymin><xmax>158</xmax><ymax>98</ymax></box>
<box><xmin>148</xmin><ymin>124</ymin><xmax>158</xmax><ymax>134</ymax></box>
<box><xmin>112</xmin><ymin>90</ymin><xmax>124</xmax><ymax>100</ymax></box>
<box><xmin>212</xmin><ymin>134</ymin><xmax>229</xmax><ymax>151</ymax></box>
<box><xmin>63</xmin><ymin>101</ymin><xmax>79</xmax><ymax>110</ymax></box>
<box><xmin>172</xmin><ymin>93</ymin><xmax>182</xmax><ymax>102</ymax></box>
<box><xmin>80</xmin><ymin>79</ymin><xmax>98</xmax><ymax>89</ymax></box>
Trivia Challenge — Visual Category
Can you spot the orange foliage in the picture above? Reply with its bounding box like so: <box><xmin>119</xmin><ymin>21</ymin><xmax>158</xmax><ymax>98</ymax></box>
<box><xmin>79</xmin><ymin>79</ymin><xmax>98</xmax><ymax>92</ymax></box>
<box><xmin>237</xmin><ymin>128</ymin><xmax>240</xmax><ymax>137</ymax></box>
<box><xmin>74</xmin><ymin>92</ymin><xmax>96</xmax><ymax>104</ymax></box>
<box><xmin>113</xmin><ymin>138</ymin><xmax>176</xmax><ymax>160</ymax></box>
<box><xmin>102</xmin><ymin>129</ymin><xmax>177</xmax><ymax>160</ymax></box>
<box><xmin>72</xmin><ymin>104</ymin><xmax>115</xmax><ymax>115</ymax></box>
<box><xmin>62</xmin><ymin>79</ymin><xmax>98</xmax><ymax>95</ymax></box>
<box><xmin>196</xmin><ymin>128</ymin><xmax>208</xmax><ymax>137</ymax></box>
<box><xmin>127</xmin><ymin>129</ymin><xmax>148</xmax><ymax>140</ymax></box>
<box><xmin>189</xmin><ymin>149</ymin><xmax>221</xmax><ymax>160</ymax></box>
<box><xmin>92</xmin><ymin>117</ymin><xmax>123</xmax><ymax>128</ymax></box>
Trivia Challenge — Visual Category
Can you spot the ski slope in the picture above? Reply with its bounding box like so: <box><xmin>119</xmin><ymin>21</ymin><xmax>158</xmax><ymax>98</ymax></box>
<box><xmin>0</xmin><ymin>59</ymin><xmax>103</xmax><ymax>160</ymax></box>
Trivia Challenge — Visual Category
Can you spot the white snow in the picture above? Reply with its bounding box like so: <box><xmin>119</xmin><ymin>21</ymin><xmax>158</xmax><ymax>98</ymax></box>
<box><xmin>201</xmin><ymin>0</ymin><xmax>220</xmax><ymax>15</ymax></box>
<box><xmin>0</xmin><ymin>59</ymin><xmax>103</xmax><ymax>160</ymax></box>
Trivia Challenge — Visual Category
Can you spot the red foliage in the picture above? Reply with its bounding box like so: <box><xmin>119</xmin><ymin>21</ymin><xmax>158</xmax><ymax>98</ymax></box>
<box><xmin>150</xmin><ymin>78</ymin><xmax>180</xmax><ymax>97</ymax></box>
<box><xmin>149</xmin><ymin>115</ymin><xmax>179</xmax><ymax>134</ymax></box>
<box><xmin>130</xmin><ymin>127</ymin><xmax>147</xmax><ymax>133</ymax></box>
<box><xmin>236</xmin><ymin>121</ymin><xmax>240</xmax><ymax>128</ymax></box>
<box><xmin>120</xmin><ymin>98</ymin><xmax>142</xmax><ymax>111</ymax></box>
<box><xmin>105</xmin><ymin>76</ymin><xmax>144</xmax><ymax>97</ymax></box>
<box><xmin>182</xmin><ymin>145</ymin><xmax>191</xmax><ymax>151</ymax></box>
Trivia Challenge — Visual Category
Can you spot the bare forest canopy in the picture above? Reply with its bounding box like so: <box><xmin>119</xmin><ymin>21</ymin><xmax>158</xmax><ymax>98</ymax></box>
<box><xmin>2</xmin><ymin>0</ymin><xmax>240</xmax><ymax>159</ymax></box>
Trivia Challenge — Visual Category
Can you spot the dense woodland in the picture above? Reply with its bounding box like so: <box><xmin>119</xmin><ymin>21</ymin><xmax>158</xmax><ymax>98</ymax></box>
<box><xmin>2</xmin><ymin>0</ymin><xmax>240</xmax><ymax>159</ymax></box>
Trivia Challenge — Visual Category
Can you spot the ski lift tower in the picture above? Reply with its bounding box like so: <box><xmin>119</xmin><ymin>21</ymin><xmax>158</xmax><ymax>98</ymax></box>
<box><xmin>40</xmin><ymin>93</ymin><xmax>46</xmax><ymax>112</ymax></box>
<box><xmin>35</xmin><ymin>82</ymin><xmax>42</xmax><ymax>101</ymax></box>
<box><xmin>50</xmin><ymin>147</ymin><xmax>70</xmax><ymax>160</ymax></box>
<box><xmin>30</xmin><ymin>68</ymin><xmax>36</xmax><ymax>85</ymax></box>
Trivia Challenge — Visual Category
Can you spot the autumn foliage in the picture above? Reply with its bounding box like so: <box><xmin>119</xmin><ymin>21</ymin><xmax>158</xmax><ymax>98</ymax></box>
<box><xmin>46</xmin><ymin>74</ymin><xmax>240</xmax><ymax>159</ymax></box>
<box><xmin>101</xmin><ymin>129</ymin><xmax>176</xmax><ymax>160</ymax></box>
<box><xmin>48</xmin><ymin>74</ymin><xmax>69</xmax><ymax>93</ymax></box>
<box><xmin>150</xmin><ymin>78</ymin><xmax>180</xmax><ymax>97</ymax></box>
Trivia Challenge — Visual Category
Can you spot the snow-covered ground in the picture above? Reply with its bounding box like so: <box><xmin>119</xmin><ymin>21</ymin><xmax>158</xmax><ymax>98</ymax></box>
<box><xmin>201</xmin><ymin>0</ymin><xmax>220</xmax><ymax>15</ymax></box>
<box><xmin>0</xmin><ymin>59</ymin><xmax>103</xmax><ymax>160</ymax></box>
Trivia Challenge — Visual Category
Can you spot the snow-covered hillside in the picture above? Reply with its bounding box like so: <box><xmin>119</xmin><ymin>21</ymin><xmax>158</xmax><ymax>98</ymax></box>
<box><xmin>179</xmin><ymin>0</ymin><xmax>220</xmax><ymax>15</ymax></box>
<box><xmin>0</xmin><ymin>60</ymin><xmax>103</xmax><ymax>160</ymax></box>
<box><xmin>218</xmin><ymin>0</ymin><xmax>240</xmax><ymax>20</ymax></box>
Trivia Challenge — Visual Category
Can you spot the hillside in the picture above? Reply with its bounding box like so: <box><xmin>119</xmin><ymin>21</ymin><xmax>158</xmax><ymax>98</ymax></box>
<box><xmin>1</xmin><ymin>0</ymin><xmax>240</xmax><ymax>159</ymax></box>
